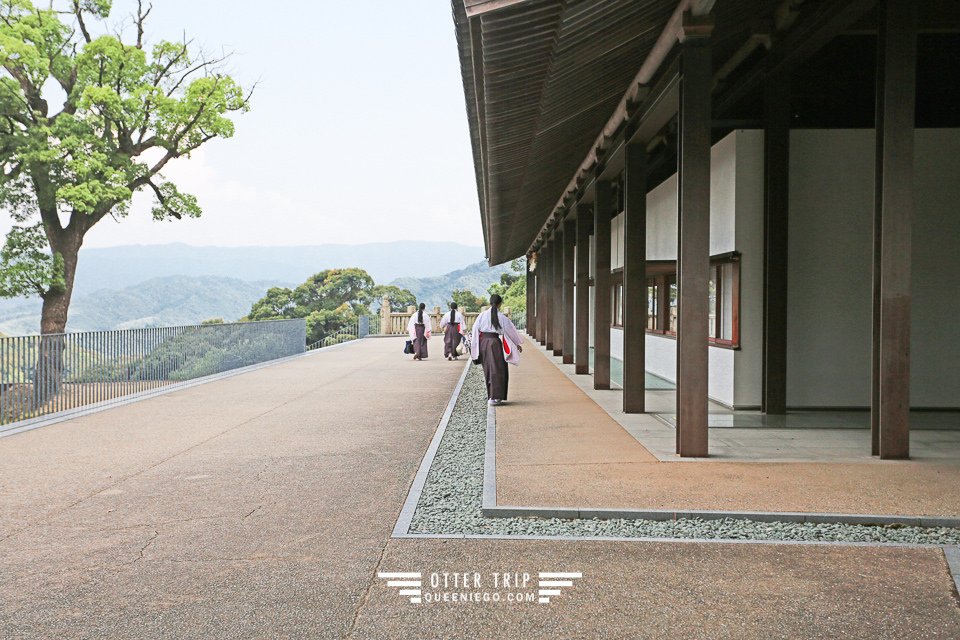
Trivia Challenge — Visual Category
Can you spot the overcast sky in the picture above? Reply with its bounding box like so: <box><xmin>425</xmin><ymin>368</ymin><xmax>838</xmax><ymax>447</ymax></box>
<box><xmin>14</xmin><ymin>0</ymin><xmax>486</xmax><ymax>250</ymax></box>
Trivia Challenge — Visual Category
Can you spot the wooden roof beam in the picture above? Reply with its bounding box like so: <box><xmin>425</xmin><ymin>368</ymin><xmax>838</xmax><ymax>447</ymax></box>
<box><xmin>465</xmin><ymin>0</ymin><xmax>540</xmax><ymax>18</ymax></box>
<box><xmin>527</xmin><ymin>0</ymin><xmax>715</xmax><ymax>255</ymax></box>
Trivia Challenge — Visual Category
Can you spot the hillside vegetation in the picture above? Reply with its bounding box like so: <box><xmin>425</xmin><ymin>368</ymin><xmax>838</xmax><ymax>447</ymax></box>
<box><xmin>0</xmin><ymin>276</ymin><xmax>288</xmax><ymax>335</ymax></box>
<box><xmin>0</xmin><ymin>260</ymin><xmax>517</xmax><ymax>335</ymax></box>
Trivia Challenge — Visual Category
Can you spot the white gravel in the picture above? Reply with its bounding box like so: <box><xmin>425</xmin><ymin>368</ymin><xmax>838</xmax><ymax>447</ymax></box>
<box><xmin>408</xmin><ymin>364</ymin><xmax>960</xmax><ymax>545</ymax></box>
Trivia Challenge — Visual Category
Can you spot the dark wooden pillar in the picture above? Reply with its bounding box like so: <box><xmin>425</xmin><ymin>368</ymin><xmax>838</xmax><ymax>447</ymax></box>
<box><xmin>594</xmin><ymin>180</ymin><xmax>613</xmax><ymax>390</ymax></box>
<box><xmin>676</xmin><ymin>13</ymin><xmax>712</xmax><ymax>457</ymax></box>
<box><xmin>526</xmin><ymin>254</ymin><xmax>535</xmax><ymax>337</ymax></box>
<box><xmin>575</xmin><ymin>204</ymin><xmax>592</xmax><ymax>375</ymax></box>
<box><xmin>622</xmin><ymin>143</ymin><xmax>647</xmax><ymax>413</ymax></box>
<box><xmin>562</xmin><ymin>217</ymin><xmax>576</xmax><ymax>364</ymax></box>
<box><xmin>542</xmin><ymin>242</ymin><xmax>553</xmax><ymax>349</ymax></box>
<box><xmin>762</xmin><ymin>71</ymin><xmax>790</xmax><ymax>415</ymax></box>
<box><xmin>552</xmin><ymin>227</ymin><xmax>565</xmax><ymax>357</ymax></box>
<box><xmin>872</xmin><ymin>0</ymin><xmax>916</xmax><ymax>460</ymax></box>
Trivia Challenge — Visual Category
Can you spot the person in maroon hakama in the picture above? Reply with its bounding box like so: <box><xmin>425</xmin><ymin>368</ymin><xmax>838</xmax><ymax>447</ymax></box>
<box><xmin>440</xmin><ymin>303</ymin><xmax>466</xmax><ymax>360</ymax></box>
<box><xmin>470</xmin><ymin>294</ymin><xmax>524</xmax><ymax>405</ymax></box>
<box><xmin>406</xmin><ymin>303</ymin><xmax>431</xmax><ymax>360</ymax></box>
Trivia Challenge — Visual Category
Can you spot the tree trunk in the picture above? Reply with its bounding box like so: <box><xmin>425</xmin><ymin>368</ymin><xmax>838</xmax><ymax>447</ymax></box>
<box><xmin>33</xmin><ymin>222</ymin><xmax>83</xmax><ymax>406</ymax></box>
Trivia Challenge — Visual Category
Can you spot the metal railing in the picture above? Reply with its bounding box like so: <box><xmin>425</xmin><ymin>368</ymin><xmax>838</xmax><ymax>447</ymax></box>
<box><xmin>511</xmin><ymin>311</ymin><xmax>526</xmax><ymax>332</ymax></box>
<box><xmin>0</xmin><ymin>319</ymin><xmax>305</xmax><ymax>431</ymax></box>
<box><xmin>306</xmin><ymin>314</ymin><xmax>380</xmax><ymax>351</ymax></box>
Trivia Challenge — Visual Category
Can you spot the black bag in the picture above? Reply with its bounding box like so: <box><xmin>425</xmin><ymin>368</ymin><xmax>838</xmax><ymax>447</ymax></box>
<box><xmin>404</xmin><ymin>340</ymin><xmax>414</xmax><ymax>354</ymax></box>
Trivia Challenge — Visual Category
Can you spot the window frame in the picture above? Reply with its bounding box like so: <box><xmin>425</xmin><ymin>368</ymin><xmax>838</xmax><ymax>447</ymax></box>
<box><xmin>643</xmin><ymin>252</ymin><xmax>741</xmax><ymax>349</ymax></box>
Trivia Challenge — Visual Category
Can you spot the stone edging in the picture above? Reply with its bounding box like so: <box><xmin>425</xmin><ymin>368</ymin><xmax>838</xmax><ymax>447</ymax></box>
<box><xmin>392</xmin><ymin>358</ymin><xmax>472</xmax><ymax>536</ymax></box>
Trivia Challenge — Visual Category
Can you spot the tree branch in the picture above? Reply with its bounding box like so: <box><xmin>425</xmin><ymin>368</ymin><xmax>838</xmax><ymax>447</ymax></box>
<box><xmin>71</xmin><ymin>0</ymin><xmax>92</xmax><ymax>44</ymax></box>
<box><xmin>146</xmin><ymin>179</ymin><xmax>180</xmax><ymax>219</ymax></box>
<box><xmin>135</xmin><ymin>0</ymin><xmax>152</xmax><ymax>49</ymax></box>
<box><xmin>165</xmin><ymin>51</ymin><xmax>227</xmax><ymax>99</ymax></box>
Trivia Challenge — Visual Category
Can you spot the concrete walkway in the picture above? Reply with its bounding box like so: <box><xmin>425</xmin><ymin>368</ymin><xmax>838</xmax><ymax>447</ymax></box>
<box><xmin>1</xmin><ymin>337</ymin><xmax>959</xmax><ymax>639</ymax></box>
<box><xmin>498</xmin><ymin>340</ymin><xmax>960</xmax><ymax>516</ymax></box>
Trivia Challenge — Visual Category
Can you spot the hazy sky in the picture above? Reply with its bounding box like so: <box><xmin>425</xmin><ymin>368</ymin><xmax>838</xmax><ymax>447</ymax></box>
<box><xmin>12</xmin><ymin>0</ymin><xmax>486</xmax><ymax>250</ymax></box>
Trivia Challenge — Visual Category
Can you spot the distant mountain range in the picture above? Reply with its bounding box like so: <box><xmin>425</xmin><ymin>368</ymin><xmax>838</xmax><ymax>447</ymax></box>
<box><xmin>64</xmin><ymin>242</ymin><xmax>488</xmax><ymax>296</ymax></box>
<box><xmin>391</xmin><ymin>261</ymin><xmax>512</xmax><ymax>309</ymax></box>
<box><xmin>0</xmin><ymin>244</ymin><xmax>515</xmax><ymax>334</ymax></box>
<box><xmin>0</xmin><ymin>276</ymin><xmax>289</xmax><ymax>335</ymax></box>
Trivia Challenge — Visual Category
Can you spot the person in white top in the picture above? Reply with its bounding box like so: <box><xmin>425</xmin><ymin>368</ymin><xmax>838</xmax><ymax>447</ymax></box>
<box><xmin>439</xmin><ymin>302</ymin><xmax>466</xmax><ymax>361</ymax></box>
<box><xmin>470</xmin><ymin>294</ymin><xmax>524</xmax><ymax>405</ymax></box>
<box><xmin>406</xmin><ymin>302</ymin><xmax>431</xmax><ymax>360</ymax></box>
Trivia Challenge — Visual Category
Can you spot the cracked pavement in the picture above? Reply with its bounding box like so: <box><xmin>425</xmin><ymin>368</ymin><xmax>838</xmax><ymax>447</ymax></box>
<box><xmin>1</xmin><ymin>338</ymin><xmax>959</xmax><ymax>639</ymax></box>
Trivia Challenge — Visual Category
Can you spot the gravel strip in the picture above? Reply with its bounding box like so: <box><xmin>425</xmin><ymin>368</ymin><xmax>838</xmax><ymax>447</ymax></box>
<box><xmin>408</xmin><ymin>364</ymin><xmax>960</xmax><ymax>545</ymax></box>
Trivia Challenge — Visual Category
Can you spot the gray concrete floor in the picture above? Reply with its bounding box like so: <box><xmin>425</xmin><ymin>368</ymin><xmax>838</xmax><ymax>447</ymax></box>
<box><xmin>1</xmin><ymin>337</ymin><xmax>958</xmax><ymax>639</ymax></box>
<box><xmin>565</xmin><ymin>345</ymin><xmax>960</xmax><ymax>463</ymax></box>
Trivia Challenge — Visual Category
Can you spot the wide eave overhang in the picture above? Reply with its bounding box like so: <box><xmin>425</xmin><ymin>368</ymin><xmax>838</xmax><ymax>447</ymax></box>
<box><xmin>453</xmin><ymin>0</ymin><xmax>896</xmax><ymax>265</ymax></box>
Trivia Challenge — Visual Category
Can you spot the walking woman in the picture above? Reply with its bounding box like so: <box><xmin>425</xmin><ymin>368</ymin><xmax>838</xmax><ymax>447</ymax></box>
<box><xmin>439</xmin><ymin>302</ymin><xmax>466</xmax><ymax>361</ymax></box>
<box><xmin>407</xmin><ymin>302</ymin><xmax>431</xmax><ymax>360</ymax></box>
<box><xmin>471</xmin><ymin>294</ymin><xmax>524</xmax><ymax>405</ymax></box>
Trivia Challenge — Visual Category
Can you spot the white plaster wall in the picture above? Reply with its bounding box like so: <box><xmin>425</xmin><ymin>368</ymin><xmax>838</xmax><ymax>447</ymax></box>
<box><xmin>645</xmin><ymin>334</ymin><xmax>676</xmax><ymax>381</ymax></box>
<box><xmin>612</xmin><ymin>213</ymin><xmax>625</xmax><ymax>270</ymax></box>
<box><xmin>732</xmin><ymin>130</ymin><xmax>766</xmax><ymax>409</ymax></box>
<box><xmin>640</xmin><ymin>130</ymin><xmax>748</xmax><ymax>407</ymax></box>
<box><xmin>646</xmin><ymin>177</ymin><xmax>678</xmax><ymax>260</ymax></box>
<box><xmin>911</xmin><ymin>130</ymin><xmax>960</xmax><ymax>406</ymax></box>
<box><xmin>787</xmin><ymin>129</ymin><xmax>875</xmax><ymax>406</ymax></box>
<box><xmin>709</xmin><ymin>347</ymin><xmax>736</xmax><ymax>408</ymax></box>
<box><xmin>786</xmin><ymin>128</ymin><xmax>960</xmax><ymax>408</ymax></box>
<box><xmin>611</xmin><ymin>326</ymin><xmax>624</xmax><ymax>360</ymax></box>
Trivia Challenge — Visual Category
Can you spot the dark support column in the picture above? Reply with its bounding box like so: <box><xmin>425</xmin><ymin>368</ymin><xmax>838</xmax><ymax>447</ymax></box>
<box><xmin>676</xmin><ymin>14</ymin><xmax>712</xmax><ymax>457</ymax></box>
<box><xmin>539</xmin><ymin>244</ymin><xmax>549</xmax><ymax>346</ymax></box>
<box><xmin>872</xmin><ymin>0</ymin><xmax>916</xmax><ymax>460</ymax></box>
<box><xmin>543</xmin><ymin>242</ymin><xmax>553</xmax><ymax>349</ymax></box>
<box><xmin>575</xmin><ymin>204</ymin><xmax>592</xmax><ymax>375</ymax></box>
<box><xmin>762</xmin><ymin>71</ymin><xmax>791</xmax><ymax>415</ymax></box>
<box><xmin>526</xmin><ymin>254</ymin><xmax>535</xmax><ymax>337</ymax></box>
<box><xmin>594</xmin><ymin>181</ymin><xmax>613</xmax><ymax>390</ymax></box>
<box><xmin>552</xmin><ymin>227</ymin><xmax>565</xmax><ymax>357</ymax></box>
<box><xmin>622</xmin><ymin>143</ymin><xmax>647</xmax><ymax>413</ymax></box>
<box><xmin>562</xmin><ymin>218</ymin><xmax>576</xmax><ymax>364</ymax></box>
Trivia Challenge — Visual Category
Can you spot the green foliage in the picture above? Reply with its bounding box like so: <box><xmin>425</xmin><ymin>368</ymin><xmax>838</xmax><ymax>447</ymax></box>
<box><xmin>201</xmin><ymin>317</ymin><xmax>225</xmax><ymax>324</ymax></box>
<box><xmin>502</xmin><ymin>274</ymin><xmax>526</xmax><ymax>312</ymax></box>
<box><xmin>130</xmin><ymin>324</ymin><xmax>301</xmax><ymax>382</ymax></box>
<box><xmin>372</xmin><ymin>285</ymin><xmax>417</xmax><ymax>312</ymax></box>
<box><xmin>487</xmin><ymin>271</ymin><xmax>520</xmax><ymax>298</ymax></box>
<box><xmin>0</xmin><ymin>223</ymin><xmax>64</xmax><ymax>297</ymax></box>
<box><xmin>0</xmin><ymin>1</ymin><xmax>250</xmax><ymax>331</ymax></box>
<box><xmin>495</xmin><ymin>256</ymin><xmax>526</xmax><ymax>312</ymax></box>
<box><xmin>246</xmin><ymin>268</ymin><xmax>375</xmax><ymax>344</ymax></box>
<box><xmin>448</xmin><ymin>288</ymin><xmax>485</xmax><ymax>312</ymax></box>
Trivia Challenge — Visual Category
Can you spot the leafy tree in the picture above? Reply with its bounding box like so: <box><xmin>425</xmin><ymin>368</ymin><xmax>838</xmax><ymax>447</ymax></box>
<box><xmin>448</xmin><ymin>288</ymin><xmax>484</xmax><ymax>312</ymax></box>
<box><xmin>499</xmin><ymin>256</ymin><xmax>526</xmax><ymax>312</ymax></box>
<box><xmin>487</xmin><ymin>271</ymin><xmax>520</xmax><ymax>298</ymax></box>
<box><xmin>371</xmin><ymin>284</ymin><xmax>416</xmax><ymax>312</ymax></box>
<box><xmin>245</xmin><ymin>268</ymin><xmax>375</xmax><ymax>344</ymax></box>
<box><xmin>0</xmin><ymin>0</ymin><xmax>250</xmax><ymax>338</ymax></box>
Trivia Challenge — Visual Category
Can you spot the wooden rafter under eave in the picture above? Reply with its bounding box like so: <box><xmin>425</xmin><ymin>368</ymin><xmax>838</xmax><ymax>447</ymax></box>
<box><xmin>465</xmin><ymin>0</ymin><xmax>539</xmax><ymax>18</ymax></box>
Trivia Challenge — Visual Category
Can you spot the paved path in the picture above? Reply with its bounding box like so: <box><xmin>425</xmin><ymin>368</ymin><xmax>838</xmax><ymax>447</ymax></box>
<box><xmin>498</xmin><ymin>341</ymin><xmax>960</xmax><ymax>516</ymax></box>
<box><xmin>1</xmin><ymin>337</ymin><xmax>958</xmax><ymax>639</ymax></box>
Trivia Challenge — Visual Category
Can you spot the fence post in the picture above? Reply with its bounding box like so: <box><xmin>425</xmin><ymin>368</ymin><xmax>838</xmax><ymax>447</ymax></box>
<box><xmin>380</xmin><ymin>295</ymin><xmax>391</xmax><ymax>335</ymax></box>
<box><xmin>359</xmin><ymin>315</ymin><xmax>370</xmax><ymax>338</ymax></box>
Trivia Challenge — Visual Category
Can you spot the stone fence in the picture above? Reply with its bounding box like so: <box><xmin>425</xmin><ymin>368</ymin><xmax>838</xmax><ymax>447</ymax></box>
<box><xmin>377</xmin><ymin>296</ymin><xmax>513</xmax><ymax>335</ymax></box>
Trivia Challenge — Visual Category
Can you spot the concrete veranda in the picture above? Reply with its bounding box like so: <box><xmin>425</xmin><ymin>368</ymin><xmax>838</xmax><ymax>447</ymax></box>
<box><xmin>497</xmin><ymin>339</ymin><xmax>960</xmax><ymax>516</ymax></box>
<box><xmin>1</xmin><ymin>337</ymin><xmax>958</xmax><ymax>639</ymax></box>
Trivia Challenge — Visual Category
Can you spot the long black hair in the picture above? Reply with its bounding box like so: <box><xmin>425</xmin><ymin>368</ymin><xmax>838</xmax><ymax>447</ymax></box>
<box><xmin>417</xmin><ymin>302</ymin><xmax>425</xmax><ymax>324</ymax></box>
<box><xmin>489</xmin><ymin>294</ymin><xmax>503</xmax><ymax>331</ymax></box>
<box><xmin>449</xmin><ymin>302</ymin><xmax>458</xmax><ymax>323</ymax></box>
